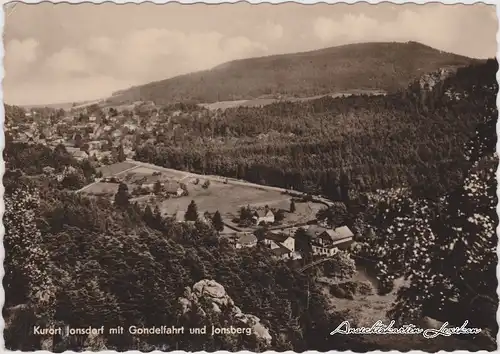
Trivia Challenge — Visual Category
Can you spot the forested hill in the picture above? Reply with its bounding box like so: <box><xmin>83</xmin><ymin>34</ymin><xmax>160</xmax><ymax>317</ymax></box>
<box><xmin>135</xmin><ymin>59</ymin><xmax>498</xmax><ymax>200</ymax></box>
<box><xmin>110</xmin><ymin>41</ymin><xmax>477</xmax><ymax>105</ymax></box>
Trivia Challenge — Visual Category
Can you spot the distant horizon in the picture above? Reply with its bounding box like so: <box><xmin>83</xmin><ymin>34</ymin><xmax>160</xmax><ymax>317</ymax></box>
<box><xmin>6</xmin><ymin>40</ymin><xmax>492</xmax><ymax>108</ymax></box>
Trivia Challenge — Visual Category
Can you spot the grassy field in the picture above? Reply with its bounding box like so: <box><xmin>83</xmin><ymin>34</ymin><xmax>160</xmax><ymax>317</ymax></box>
<box><xmin>98</xmin><ymin>161</ymin><xmax>137</xmax><ymax>177</ymax></box>
<box><xmin>122</xmin><ymin>168</ymin><xmax>176</xmax><ymax>185</ymax></box>
<box><xmin>200</xmin><ymin>91</ymin><xmax>387</xmax><ymax>111</ymax></box>
<box><xmin>83</xmin><ymin>182</ymin><xmax>120</xmax><ymax>195</ymax></box>
<box><xmin>155</xmin><ymin>181</ymin><xmax>285</xmax><ymax>216</ymax></box>
<box><xmin>131</xmin><ymin>165</ymin><xmax>189</xmax><ymax>180</ymax></box>
<box><xmin>87</xmin><ymin>162</ymin><xmax>324</xmax><ymax>226</ymax></box>
<box><xmin>123</xmin><ymin>173</ymin><xmax>165</xmax><ymax>185</ymax></box>
<box><xmin>153</xmin><ymin>183</ymin><xmax>323</xmax><ymax>228</ymax></box>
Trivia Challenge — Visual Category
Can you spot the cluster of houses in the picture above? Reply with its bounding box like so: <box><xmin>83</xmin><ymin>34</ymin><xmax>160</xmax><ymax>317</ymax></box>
<box><xmin>7</xmin><ymin>102</ymin><xmax>168</xmax><ymax>164</ymax></box>
<box><xmin>99</xmin><ymin>172</ymin><xmax>187</xmax><ymax>199</ymax></box>
<box><xmin>228</xmin><ymin>224</ymin><xmax>354</xmax><ymax>261</ymax></box>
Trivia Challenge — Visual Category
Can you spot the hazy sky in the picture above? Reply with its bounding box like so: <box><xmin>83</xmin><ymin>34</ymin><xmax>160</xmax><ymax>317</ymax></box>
<box><xmin>3</xmin><ymin>3</ymin><xmax>497</xmax><ymax>105</ymax></box>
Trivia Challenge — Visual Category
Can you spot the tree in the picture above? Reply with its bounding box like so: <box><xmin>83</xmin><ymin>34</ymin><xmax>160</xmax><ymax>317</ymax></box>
<box><xmin>316</xmin><ymin>203</ymin><xmax>348</xmax><ymax>228</ymax></box>
<box><xmin>117</xmin><ymin>144</ymin><xmax>126</xmax><ymax>162</ymax></box>
<box><xmin>239</xmin><ymin>206</ymin><xmax>252</xmax><ymax>221</ymax></box>
<box><xmin>143</xmin><ymin>205</ymin><xmax>154</xmax><ymax>226</ymax></box>
<box><xmin>153</xmin><ymin>181</ymin><xmax>163</xmax><ymax>195</ymax></box>
<box><xmin>153</xmin><ymin>205</ymin><xmax>163</xmax><ymax>227</ymax></box>
<box><xmin>254</xmin><ymin>227</ymin><xmax>268</xmax><ymax>242</ymax></box>
<box><xmin>184</xmin><ymin>200</ymin><xmax>199</xmax><ymax>221</ymax></box>
<box><xmin>294</xmin><ymin>228</ymin><xmax>312</xmax><ymax>261</ymax></box>
<box><xmin>109</xmin><ymin>107</ymin><xmax>118</xmax><ymax>117</ymax></box>
<box><xmin>180</xmin><ymin>183</ymin><xmax>189</xmax><ymax>196</ymax></box>
<box><xmin>4</xmin><ymin>185</ymin><xmax>56</xmax><ymax>319</ymax></box>
<box><xmin>369</xmin><ymin>118</ymin><xmax>498</xmax><ymax>340</ymax></box>
<box><xmin>212</xmin><ymin>211</ymin><xmax>224</xmax><ymax>232</ymax></box>
<box><xmin>74</xmin><ymin>134</ymin><xmax>83</xmax><ymax>148</ymax></box>
<box><xmin>238</xmin><ymin>206</ymin><xmax>253</xmax><ymax>227</ymax></box>
<box><xmin>101</xmin><ymin>155</ymin><xmax>111</xmax><ymax>165</ymax></box>
<box><xmin>290</xmin><ymin>200</ymin><xmax>296</xmax><ymax>213</ymax></box>
<box><xmin>114</xmin><ymin>183</ymin><xmax>130</xmax><ymax>207</ymax></box>
<box><xmin>274</xmin><ymin>209</ymin><xmax>285</xmax><ymax>223</ymax></box>
<box><xmin>61</xmin><ymin>173</ymin><xmax>85</xmax><ymax>190</ymax></box>
<box><xmin>339</xmin><ymin>172</ymin><xmax>350</xmax><ymax>203</ymax></box>
<box><xmin>323</xmin><ymin>251</ymin><xmax>356</xmax><ymax>280</ymax></box>
<box><xmin>80</xmin><ymin>143</ymin><xmax>89</xmax><ymax>153</ymax></box>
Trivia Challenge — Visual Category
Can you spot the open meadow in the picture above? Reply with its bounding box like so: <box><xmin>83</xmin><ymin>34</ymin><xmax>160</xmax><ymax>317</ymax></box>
<box><xmin>155</xmin><ymin>180</ymin><xmax>286</xmax><ymax>216</ymax></box>
<box><xmin>85</xmin><ymin>161</ymin><xmax>326</xmax><ymax>226</ymax></box>
<box><xmin>82</xmin><ymin>182</ymin><xmax>120</xmax><ymax>195</ymax></box>
<box><xmin>97</xmin><ymin>161</ymin><xmax>137</xmax><ymax>177</ymax></box>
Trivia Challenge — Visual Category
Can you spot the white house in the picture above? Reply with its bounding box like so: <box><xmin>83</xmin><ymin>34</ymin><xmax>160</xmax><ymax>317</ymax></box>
<box><xmin>263</xmin><ymin>231</ymin><xmax>302</xmax><ymax>260</ymax></box>
<box><xmin>307</xmin><ymin>225</ymin><xmax>354</xmax><ymax>256</ymax></box>
<box><xmin>271</xmin><ymin>244</ymin><xmax>302</xmax><ymax>261</ymax></box>
<box><xmin>252</xmin><ymin>207</ymin><xmax>275</xmax><ymax>225</ymax></box>
<box><xmin>235</xmin><ymin>233</ymin><xmax>258</xmax><ymax>249</ymax></box>
<box><xmin>272</xmin><ymin>244</ymin><xmax>293</xmax><ymax>260</ymax></box>
<box><xmin>164</xmin><ymin>183</ymin><xmax>184</xmax><ymax>197</ymax></box>
<box><xmin>311</xmin><ymin>245</ymin><xmax>339</xmax><ymax>257</ymax></box>
<box><xmin>264</xmin><ymin>231</ymin><xmax>295</xmax><ymax>252</ymax></box>
<box><xmin>329</xmin><ymin>226</ymin><xmax>355</xmax><ymax>249</ymax></box>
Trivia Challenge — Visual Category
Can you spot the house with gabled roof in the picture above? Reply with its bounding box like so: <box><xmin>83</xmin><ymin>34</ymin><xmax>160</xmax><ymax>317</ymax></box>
<box><xmin>307</xmin><ymin>225</ymin><xmax>354</xmax><ymax>256</ymax></box>
<box><xmin>252</xmin><ymin>205</ymin><xmax>275</xmax><ymax>225</ymax></box>
<box><xmin>235</xmin><ymin>233</ymin><xmax>258</xmax><ymax>249</ymax></box>
<box><xmin>264</xmin><ymin>231</ymin><xmax>295</xmax><ymax>253</ymax></box>
<box><xmin>164</xmin><ymin>182</ymin><xmax>184</xmax><ymax>197</ymax></box>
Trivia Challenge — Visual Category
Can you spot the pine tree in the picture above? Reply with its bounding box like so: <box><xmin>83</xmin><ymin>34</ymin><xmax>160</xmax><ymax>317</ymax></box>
<box><xmin>153</xmin><ymin>205</ymin><xmax>163</xmax><ymax>228</ymax></box>
<box><xmin>153</xmin><ymin>181</ymin><xmax>163</xmax><ymax>195</ymax></box>
<box><xmin>114</xmin><ymin>183</ymin><xmax>130</xmax><ymax>207</ymax></box>
<box><xmin>212</xmin><ymin>210</ymin><xmax>224</xmax><ymax>232</ymax></box>
<box><xmin>184</xmin><ymin>200</ymin><xmax>199</xmax><ymax>221</ymax></box>
<box><xmin>117</xmin><ymin>144</ymin><xmax>126</xmax><ymax>162</ymax></box>
<box><xmin>294</xmin><ymin>227</ymin><xmax>312</xmax><ymax>261</ymax></box>
<box><xmin>339</xmin><ymin>172</ymin><xmax>350</xmax><ymax>203</ymax></box>
<box><xmin>143</xmin><ymin>205</ymin><xmax>154</xmax><ymax>226</ymax></box>
<box><xmin>290</xmin><ymin>200</ymin><xmax>296</xmax><ymax>213</ymax></box>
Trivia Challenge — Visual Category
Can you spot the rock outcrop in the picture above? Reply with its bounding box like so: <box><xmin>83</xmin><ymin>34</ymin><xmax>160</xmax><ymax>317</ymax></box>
<box><xmin>418</xmin><ymin>66</ymin><xmax>457</xmax><ymax>91</ymax></box>
<box><xmin>179</xmin><ymin>279</ymin><xmax>272</xmax><ymax>345</ymax></box>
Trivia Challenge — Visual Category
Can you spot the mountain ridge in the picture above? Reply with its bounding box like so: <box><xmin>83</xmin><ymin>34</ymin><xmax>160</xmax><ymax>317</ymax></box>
<box><xmin>109</xmin><ymin>41</ymin><xmax>480</xmax><ymax>105</ymax></box>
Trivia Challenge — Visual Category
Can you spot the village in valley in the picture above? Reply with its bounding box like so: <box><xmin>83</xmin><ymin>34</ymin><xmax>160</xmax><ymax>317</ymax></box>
<box><xmin>4</xmin><ymin>2</ymin><xmax>498</xmax><ymax>350</ymax></box>
<box><xmin>6</xmin><ymin>100</ymin><xmax>355</xmax><ymax>263</ymax></box>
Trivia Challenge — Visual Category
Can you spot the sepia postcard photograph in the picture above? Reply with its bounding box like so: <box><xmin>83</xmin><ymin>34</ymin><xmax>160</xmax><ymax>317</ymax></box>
<box><xmin>2</xmin><ymin>1</ymin><xmax>499</xmax><ymax>352</ymax></box>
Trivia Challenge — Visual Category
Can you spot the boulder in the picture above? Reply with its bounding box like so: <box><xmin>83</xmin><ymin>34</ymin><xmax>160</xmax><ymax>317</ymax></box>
<box><xmin>179</xmin><ymin>279</ymin><xmax>272</xmax><ymax>346</ymax></box>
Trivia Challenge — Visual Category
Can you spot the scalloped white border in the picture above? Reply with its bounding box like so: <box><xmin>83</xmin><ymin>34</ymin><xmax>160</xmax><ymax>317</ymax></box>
<box><xmin>0</xmin><ymin>0</ymin><xmax>498</xmax><ymax>353</ymax></box>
